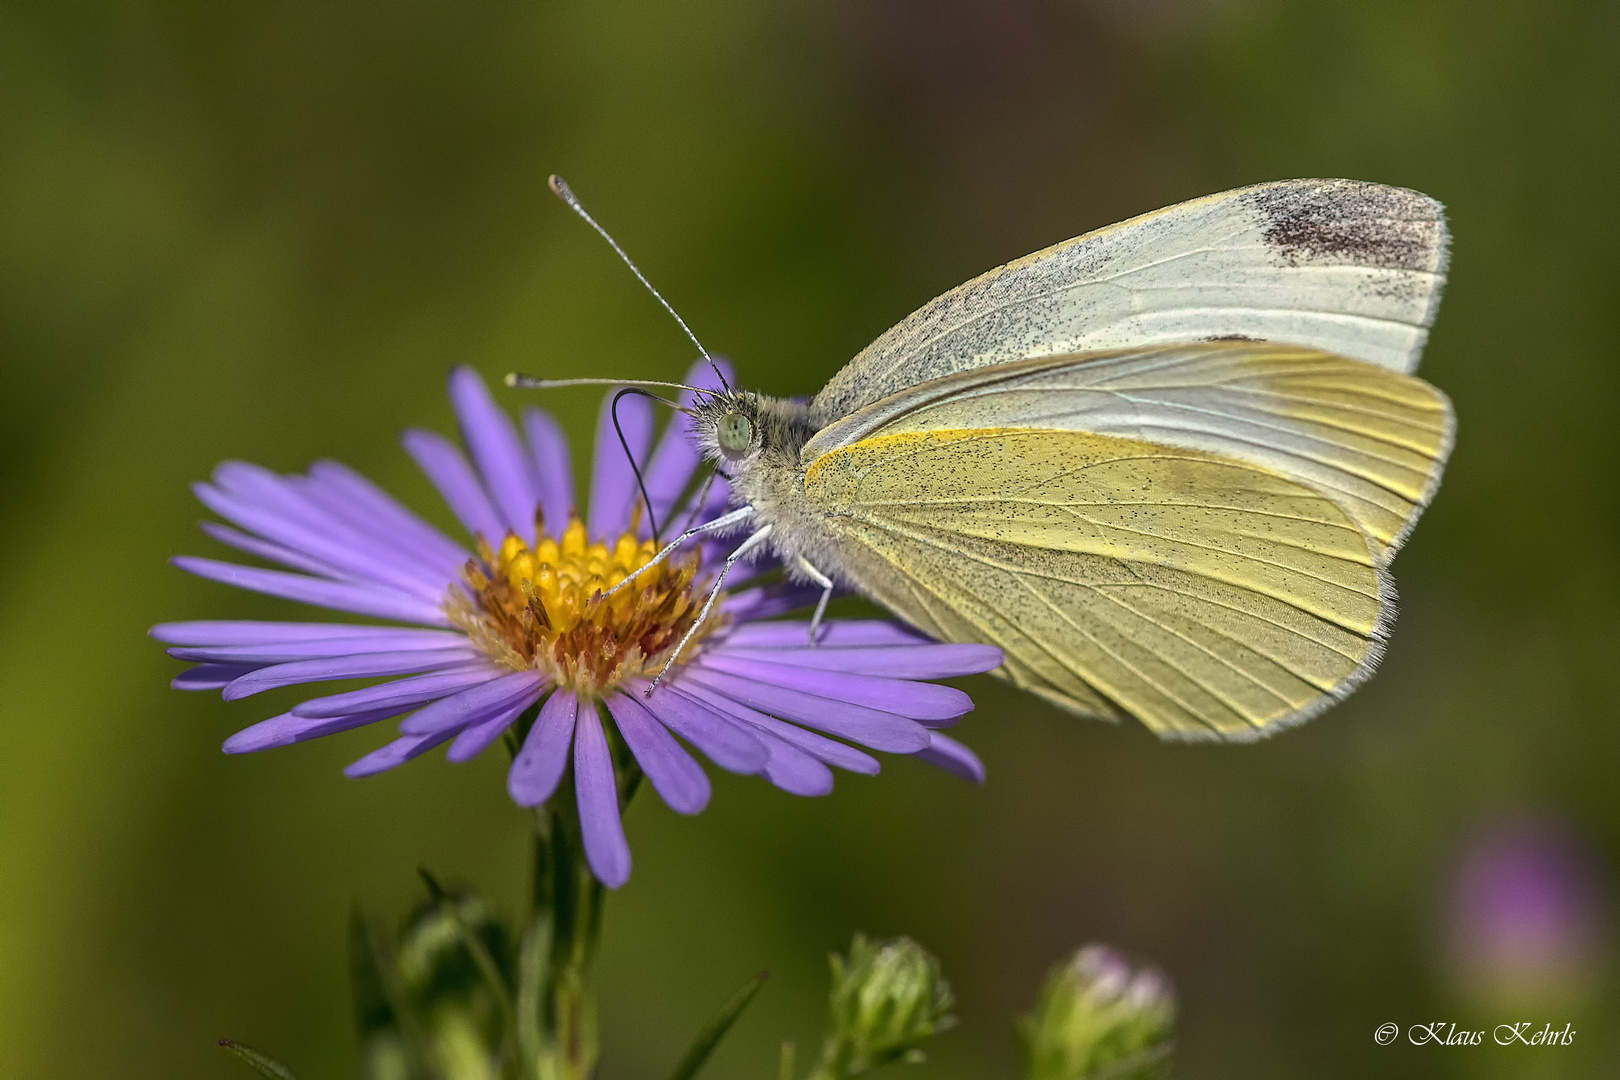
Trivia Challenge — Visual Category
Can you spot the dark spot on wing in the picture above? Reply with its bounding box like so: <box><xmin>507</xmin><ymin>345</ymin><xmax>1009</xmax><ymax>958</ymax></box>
<box><xmin>1244</xmin><ymin>179</ymin><xmax>1447</xmax><ymax>271</ymax></box>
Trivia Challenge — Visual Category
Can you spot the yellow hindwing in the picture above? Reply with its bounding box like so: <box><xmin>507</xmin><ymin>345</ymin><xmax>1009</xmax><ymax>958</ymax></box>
<box><xmin>803</xmin><ymin>427</ymin><xmax>1390</xmax><ymax>740</ymax></box>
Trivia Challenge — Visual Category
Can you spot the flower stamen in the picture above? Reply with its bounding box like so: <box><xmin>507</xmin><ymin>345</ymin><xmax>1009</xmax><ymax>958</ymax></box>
<box><xmin>448</xmin><ymin>511</ymin><xmax>714</xmax><ymax>696</ymax></box>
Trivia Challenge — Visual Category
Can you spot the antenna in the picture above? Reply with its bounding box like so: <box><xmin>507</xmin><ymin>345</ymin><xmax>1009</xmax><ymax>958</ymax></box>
<box><xmin>505</xmin><ymin>374</ymin><xmax>712</xmax><ymax>408</ymax></box>
<box><xmin>548</xmin><ymin>175</ymin><xmax>732</xmax><ymax>393</ymax></box>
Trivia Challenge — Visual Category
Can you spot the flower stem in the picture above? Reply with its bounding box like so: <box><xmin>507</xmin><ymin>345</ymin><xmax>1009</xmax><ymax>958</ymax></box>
<box><xmin>518</xmin><ymin>724</ymin><xmax>643</xmax><ymax>1080</ymax></box>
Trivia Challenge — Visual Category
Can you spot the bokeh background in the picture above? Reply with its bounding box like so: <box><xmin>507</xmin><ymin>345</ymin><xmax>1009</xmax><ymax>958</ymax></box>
<box><xmin>3</xmin><ymin>2</ymin><xmax>1618</xmax><ymax>1077</ymax></box>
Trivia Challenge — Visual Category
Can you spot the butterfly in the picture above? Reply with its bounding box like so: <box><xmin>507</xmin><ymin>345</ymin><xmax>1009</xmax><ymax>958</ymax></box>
<box><xmin>525</xmin><ymin>177</ymin><xmax>1453</xmax><ymax>742</ymax></box>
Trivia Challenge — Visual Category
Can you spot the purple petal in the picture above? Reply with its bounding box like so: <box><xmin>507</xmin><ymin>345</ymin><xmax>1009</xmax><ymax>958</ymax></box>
<box><xmin>224</xmin><ymin>704</ymin><xmax>412</xmax><ymax>753</ymax></box>
<box><xmin>173</xmin><ymin>663</ymin><xmax>263</xmax><ymax>690</ymax></box>
<box><xmin>304</xmin><ymin>460</ymin><xmax>470</xmax><ymax>579</ymax></box>
<box><xmin>675</xmin><ymin>474</ymin><xmax>731</xmax><ymax>543</ymax></box>
<box><xmin>698</xmin><ymin>472</ymin><xmax>732</xmax><ymax>514</ymax></box>
<box><xmin>722</xmin><ymin>620</ymin><xmax>932</xmax><ymax>648</ymax></box>
<box><xmin>913</xmin><ymin>731</ymin><xmax>985</xmax><ymax>783</ymax></box>
<box><xmin>717</xmin><ymin>582</ymin><xmax>822</xmax><ymax>622</ymax></box>
<box><xmin>173</xmin><ymin>556</ymin><xmax>451</xmax><ymax>626</ymax></box>
<box><xmin>291</xmin><ymin>476</ymin><xmax>466</xmax><ymax>586</ymax></box>
<box><xmin>708</xmin><ymin>546</ymin><xmax>767</xmax><ymax>587</ymax></box>
<box><xmin>509</xmin><ymin>689</ymin><xmax>578</xmax><ymax>807</ymax></box>
<box><xmin>344</xmin><ymin>729</ymin><xmax>458</xmax><ymax>778</ymax></box>
<box><xmin>292</xmin><ymin>664</ymin><xmax>504</xmax><ymax>718</ymax></box>
<box><xmin>210</xmin><ymin>461</ymin><xmax>336</xmax><ymax>530</ymax></box>
<box><xmin>682</xmin><ymin>354</ymin><xmax>735</xmax><ymax>400</ymax></box>
<box><xmin>447</xmin><ymin>694</ymin><xmax>535</xmax><ymax>762</ymax></box>
<box><xmin>168</xmin><ymin>629</ymin><xmax>470</xmax><ymax>663</ymax></box>
<box><xmin>574</xmin><ymin>701</ymin><xmax>631</xmax><ymax>888</ymax></box>
<box><xmin>717</xmin><ymin>642</ymin><xmax>1003</xmax><ymax>679</ymax></box>
<box><xmin>152</xmin><ymin>620</ymin><xmax>443</xmax><ymax>646</ymax></box>
<box><xmin>523</xmin><ymin>408</ymin><xmax>575</xmax><ymax>535</ymax></box>
<box><xmin>222</xmin><ymin>647</ymin><xmax>485</xmax><ymax>701</ymax></box>
<box><xmin>673</xmin><ymin>683</ymin><xmax>882</xmax><ymax>774</ymax></box>
<box><xmin>195</xmin><ymin>480</ymin><xmax>436</xmax><ymax>599</ymax></box>
<box><xmin>397</xmin><ymin>669</ymin><xmax>547</xmax><ymax>735</ymax></box>
<box><xmin>603</xmin><ymin>692</ymin><xmax>710</xmax><ymax>815</ymax></box>
<box><xmin>680</xmin><ymin>668</ymin><xmax>928</xmax><ymax>752</ymax></box>
<box><xmin>199</xmin><ymin>470</ymin><xmax>445</xmax><ymax>599</ymax></box>
<box><xmin>222</xmin><ymin>459</ymin><xmax>461</xmax><ymax>578</ymax></box>
<box><xmin>403</xmin><ymin>428</ymin><xmax>506</xmax><ymax>544</ymax></box>
<box><xmin>631</xmin><ymin>680</ymin><xmax>769</xmax><ymax>774</ymax></box>
<box><xmin>449</xmin><ymin>367</ymin><xmax>542</xmax><ymax>544</ymax></box>
<box><xmin>201</xmin><ymin>521</ymin><xmax>353</xmax><ymax>579</ymax></box>
<box><xmin>587</xmin><ymin>390</ymin><xmax>652</xmax><ymax>540</ymax></box>
<box><xmin>216</xmin><ymin>460</ymin><xmax>453</xmax><ymax>585</ymax></box>
<box><xmin>640</xmin><ymin>415</ymin><xmax>699</xmax><ymax>529</ymax></box>
<box><xmin>753</xmin><ymin>729</ymin><xmax>835</xmax><ymax>796</ymax></box>
<box><xmin>695</xmin><ymin>654</ymin><xmax>971</xmax><ymax>723</ymax></box>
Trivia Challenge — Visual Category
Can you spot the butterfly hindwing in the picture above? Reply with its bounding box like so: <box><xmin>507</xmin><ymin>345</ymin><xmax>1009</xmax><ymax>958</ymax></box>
<box><xmin>801</xmin><ymin>427</ymin><xmax>1391</xmax><ymax>740</ymax></box>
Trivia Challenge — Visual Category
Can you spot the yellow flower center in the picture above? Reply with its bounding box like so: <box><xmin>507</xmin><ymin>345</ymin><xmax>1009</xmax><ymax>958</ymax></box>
<box><xmin>448</xmin><ymin>513</ymin><xmax>712</xmax><ymax>696</ymax></box>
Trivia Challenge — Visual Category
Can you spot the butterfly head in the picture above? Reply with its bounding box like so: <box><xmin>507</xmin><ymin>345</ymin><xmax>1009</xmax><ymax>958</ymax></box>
<box><xmin>690</xmin><ymin>390</ymin><xmax>814</xmax><ymax>475</ymax></box>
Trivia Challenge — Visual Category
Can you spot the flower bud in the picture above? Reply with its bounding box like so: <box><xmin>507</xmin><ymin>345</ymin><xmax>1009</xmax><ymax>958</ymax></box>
<box><xmin>813</xmin><ymin>934</ymin><xmax>956</xmax><ymax>1078</ymax></box>
<box><xmin>1020</xmin><ymin>945</ymin><xmax>1175</xmax><ymax>1080</ymax></box>
<box><xmin>1445</xmin><ymin>816</ymin><xmax>1608</xmax><ymax>1009</ymax></box>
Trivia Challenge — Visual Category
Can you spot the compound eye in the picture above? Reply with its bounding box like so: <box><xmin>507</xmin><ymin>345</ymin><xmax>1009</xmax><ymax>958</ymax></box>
<box><xmin>717</xmin><ymin>412</ymin><xmax>753</xmax><ymax>460</ymax></box>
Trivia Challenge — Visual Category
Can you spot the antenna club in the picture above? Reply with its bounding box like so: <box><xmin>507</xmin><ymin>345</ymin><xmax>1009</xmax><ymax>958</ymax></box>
<box><xmin>548</xmin><ymin>174</ymin><xmax>577</xmax><ymax>206</ymax></box>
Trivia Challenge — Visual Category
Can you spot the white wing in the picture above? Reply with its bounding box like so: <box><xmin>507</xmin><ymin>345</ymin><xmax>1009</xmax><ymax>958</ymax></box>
<box><xmin>811</xmin><ymin>179</ymin><xmax>1449</xmax><ymax>424</ymax></box>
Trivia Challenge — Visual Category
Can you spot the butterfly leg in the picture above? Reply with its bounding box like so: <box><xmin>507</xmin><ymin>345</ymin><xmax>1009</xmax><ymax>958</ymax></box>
<box><xmin>646</xmin><ymin>524</ymin><xmax>774</xmax><ymax>695</ymax></box>
<box><xmin>597</xmin><ymin>505</ymin><xmax>754</xmax><ymax>601</ymax></box>
<box><xmin>794</xmin><ymin>555</ymin><xmax>835</xmax><ymax>646</ymax></box>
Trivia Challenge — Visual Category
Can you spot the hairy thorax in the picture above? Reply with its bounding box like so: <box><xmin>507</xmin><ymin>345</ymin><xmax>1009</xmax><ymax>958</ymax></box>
<box><xmin>691</xmin><ymin>391</ymin><xmax>856</xmax><ymax>586</ymax></box>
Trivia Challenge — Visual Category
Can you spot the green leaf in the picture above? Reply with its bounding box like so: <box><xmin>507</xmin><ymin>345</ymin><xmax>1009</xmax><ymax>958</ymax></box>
<box><xmin>349</xmin><ymin>908</ymin><xmax>434</xmax><ymax>1080</ymax></box>
<box><xmin>665</xmin><ymin>971</ymin><xmax>769</xmax><ymax>1080</ymax></box>
<box><xmin>418</xmin><ymin>868</ymin><xmax>520</xmax><ymax>1068</ymax></box>
<box><xmin>219</xmin><ymin>1039</ymin><xmax>298</xmax><ymax>1080</ymax></box>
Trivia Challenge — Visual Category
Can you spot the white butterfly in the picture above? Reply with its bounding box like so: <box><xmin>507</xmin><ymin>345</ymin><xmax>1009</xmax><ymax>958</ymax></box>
<box><xmin>528</xmin><ymin>178</ymin><xmax>1453</xmax><ymax>742</ymax></box>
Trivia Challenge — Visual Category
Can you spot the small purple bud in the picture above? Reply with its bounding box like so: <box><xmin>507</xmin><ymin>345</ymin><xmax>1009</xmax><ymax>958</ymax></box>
<box><xmin>1444</xmin><ymin>815</ymin><xmax>1608</xmax><ymax>1006</ymax></box>
<box><xmin>1022</xmin><ymin>944</ymin><xmax>1175</xmax><ymax>1080</ymax></box>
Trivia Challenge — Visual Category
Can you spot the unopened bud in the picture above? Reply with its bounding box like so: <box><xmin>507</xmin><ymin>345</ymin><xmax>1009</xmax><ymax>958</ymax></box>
<box><xmin>812</xmin><ymin>934</ymin><xmax>955</xmax><ymax>1078</ymax></box>
<box><xmin>1020</xmin><ymin>945</ymin><xmax>1175</xmax><ymax>1080</ymax></box>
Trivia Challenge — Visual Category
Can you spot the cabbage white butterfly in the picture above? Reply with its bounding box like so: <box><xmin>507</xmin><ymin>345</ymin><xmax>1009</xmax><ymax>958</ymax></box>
<box><xmin>519</xmin><ymin>177</ymin><xmax>1453</xmax><ymax>742</ymax></box>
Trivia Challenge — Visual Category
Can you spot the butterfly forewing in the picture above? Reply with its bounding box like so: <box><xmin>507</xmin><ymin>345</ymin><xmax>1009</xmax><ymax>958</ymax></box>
<box><xmin>802</xmin><ymin>428</ymin><xmax>1390</xmax><ymax>740</ymax></box>
<box><xmin>810</xmin><ymin>179</ymin><xmax>1449</xmax><ymax>425</ymax></box>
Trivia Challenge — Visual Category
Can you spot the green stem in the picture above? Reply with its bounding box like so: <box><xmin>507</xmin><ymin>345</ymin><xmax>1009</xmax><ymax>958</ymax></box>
<box><xmin>516</xmin><ymin>917</ymin><xmax>551</xmax><ymax>1077</ymax></box>
<box><xmin>516</xmin><ymin>711</ymin><xmax>643</xmax><ymax>1080</ymax></box>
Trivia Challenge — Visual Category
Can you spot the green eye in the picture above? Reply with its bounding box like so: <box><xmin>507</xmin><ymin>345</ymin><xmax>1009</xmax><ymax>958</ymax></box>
<box><xmin>717</xmin><ymin>412</ymin><xmax>753</xmax><ymax>458</ymax></box>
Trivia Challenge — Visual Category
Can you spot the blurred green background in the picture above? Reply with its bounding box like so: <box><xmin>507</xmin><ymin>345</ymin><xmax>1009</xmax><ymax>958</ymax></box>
<box><xmin>3</xmin><ymin>1</ymin><xmax>1618</xmax><ymax>1077</ymax></box>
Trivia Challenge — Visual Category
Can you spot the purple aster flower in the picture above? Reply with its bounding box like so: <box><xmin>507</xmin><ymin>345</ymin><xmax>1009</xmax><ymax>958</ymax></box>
<box><xmin>1444</xmin><ymin>815</ymin><xmax>1608</xmax><ymax>1005</ymax></box>
<box><xmin>154</xmin><ymin>363</ymin><xmax>1002</xmax><ymax>887</ymax></box>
